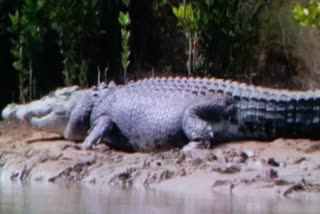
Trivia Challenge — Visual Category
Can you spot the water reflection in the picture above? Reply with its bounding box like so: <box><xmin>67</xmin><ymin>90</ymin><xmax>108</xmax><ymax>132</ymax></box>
<box><xmin>0</xmin><ymin>181</ymin><xmax>319</xmax><ymax>214</ymax></box>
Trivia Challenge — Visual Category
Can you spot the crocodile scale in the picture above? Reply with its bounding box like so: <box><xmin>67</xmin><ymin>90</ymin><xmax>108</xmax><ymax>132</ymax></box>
<box><xmin>2</xmin><ymin>77</ymin><xmax>320</xmax><ymax>151</ymax></box>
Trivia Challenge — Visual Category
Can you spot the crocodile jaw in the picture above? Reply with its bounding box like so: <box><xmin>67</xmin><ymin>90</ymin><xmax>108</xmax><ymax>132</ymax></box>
<box><xmin>29</xmin><ymin>110</ymin><xmax>69</xmax><ymax>135</ymax></box>
<box><xmin>1</xmin><ymin>86</ymin><xmax>80</xmax><ymax>135</ymax></box>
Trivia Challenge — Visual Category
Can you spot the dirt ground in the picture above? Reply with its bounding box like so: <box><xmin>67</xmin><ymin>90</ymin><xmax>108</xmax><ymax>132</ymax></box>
<box><xmin>0</xmin><ymin>120</ymin><xmax>320</xmax><ymax>200</ymax></box>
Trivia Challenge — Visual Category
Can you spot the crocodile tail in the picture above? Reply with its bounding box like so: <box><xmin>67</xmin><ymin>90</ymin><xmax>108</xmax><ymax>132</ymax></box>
<box><xmin>235</xmin><ymin>87</ymin><xmax>320</xmax><ymax>140</ymax></box>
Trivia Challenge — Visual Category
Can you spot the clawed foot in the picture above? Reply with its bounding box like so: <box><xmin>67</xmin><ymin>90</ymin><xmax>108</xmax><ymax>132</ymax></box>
<box><xmin>61</xmin><ymin>143</ymin><xmax>82</xmax><ymax>150</ymax></box>
<box><xmin>61</xmin><ymin>142</ymin><xmax>109</xmax><ymax>152</ymax></box>
<box><xmin>61</xmin><ymin>142</ymin><xmax>91</xmax><ymax>150</ymax></box>
<box><xmin>181</xmin><ymin>141</ymin><xmax>206</xmax><ymax>154</ymax></box>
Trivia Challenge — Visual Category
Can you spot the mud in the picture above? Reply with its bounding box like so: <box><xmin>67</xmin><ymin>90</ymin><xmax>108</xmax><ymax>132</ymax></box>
<box><xmin>0</xmin><ymin>121</ymin><xmax>320</xmax><ymax>200</ymax></box>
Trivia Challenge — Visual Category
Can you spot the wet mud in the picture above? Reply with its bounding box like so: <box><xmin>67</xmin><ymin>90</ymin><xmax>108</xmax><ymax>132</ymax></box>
<box><xmin>1</xmin><ymin>121</ymin><xmax>320</xmax><ymax>200</ymax></box>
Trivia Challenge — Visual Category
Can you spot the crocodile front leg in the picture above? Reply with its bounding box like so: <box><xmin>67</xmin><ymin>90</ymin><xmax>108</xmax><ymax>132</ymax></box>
<box><xmin>81</xmin><ymin>115</ymin><xmax>114</xmax><ymax>149</ymax></box>
<box><xmin>63</xmin><ymin>90</ymin><xmax>99</xmax><ymax>142</ymax></box>
<box><xmin>182</xmin><ymin>102</ymin><xmax>238</xmax><ymax>148</ymax></box>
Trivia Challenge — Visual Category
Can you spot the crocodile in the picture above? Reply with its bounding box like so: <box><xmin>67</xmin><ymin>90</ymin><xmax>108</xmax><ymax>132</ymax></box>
<box><xmin>2</xmin><ymin>77</ymin><xmax>320</xmax><ymax>152</ymax></box>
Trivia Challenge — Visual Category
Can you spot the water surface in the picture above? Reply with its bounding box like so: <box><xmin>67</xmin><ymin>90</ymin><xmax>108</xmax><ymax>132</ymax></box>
<box><xmin>0</xmin><ymin>181</ymin><xmax>319</xmax><ymax>214</ymax></box>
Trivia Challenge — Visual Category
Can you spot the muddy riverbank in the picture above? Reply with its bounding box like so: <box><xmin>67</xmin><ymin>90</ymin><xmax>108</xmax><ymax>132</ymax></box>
<box><xmin>1</xmin><ymin>121</ymin><xmax>320</xmax><ymax>200</ymax></box>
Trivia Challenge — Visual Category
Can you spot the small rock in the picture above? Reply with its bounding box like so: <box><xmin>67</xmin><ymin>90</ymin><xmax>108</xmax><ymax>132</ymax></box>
<box><xmin>267</xmin><ymin>158</ymin><xmax>280</xmax><ymax>167</ymax></box>
<box><xmin>269</xmin><ymin>169</ymin><xmax>278</xmax><ymax>179</ymax></box>
<box><xmin>212</xmin><ymin>180</ymin><xmax>230</xmax><ymax>187</ymax></box>
<box><xmin>293</xmin><ymin>157</ymin><xmax>306</xmax><ymax>164</ymax></box>
<box><xmin>243</xmin><ymin>150</ymin><xmax>255</xmax><ymax>158</ymax></box>
<box><xmin>261</xmin><ymin>168</ymin><xmax>278</xmax><ymax>179</ymax></box>
<box><xmin>223</xmin><ymin>165</ymin><xmax>240</xmax><ymax>174</ymax></box>
<box><xmin>212</xmin><ymin>163</ymin><xmax>241</xmax><ymax>174</ymax></box>
<box><xmin>282</xmin><ymin>183</ymin><xmax>304</xmax><ymax>197</ymax></box>
<box><xmin>273</xmin><ymin>179</ymin><xmax>291</xmax><ymax>186</ymax></box>
<box><xmin>304</xmin><ymin>142</ymin><xmax>320</xmax><ymax>153</ymax></box>
<box><xmin>240</xmin><ymin>151</ymin><xmax>249</xmax><ymax>162</ymax></box>
<box><xmin>192</xmin><ymin>158</ymin><xmax>203</xmax><ymax>166</ymax></box>
<box><xmin>10</xmin><ymin>172</ymin><xmax>19</xmax><ymax>180</ymax></box>
<box><xmin>33</xmin><ymin>176</ymin><xmax>43</xmax><ymax>182</ymax></box>
<box><xmin>179</xmin><ymin>169</ymin><xmax>186</xmax><ymax>176</ymax></box>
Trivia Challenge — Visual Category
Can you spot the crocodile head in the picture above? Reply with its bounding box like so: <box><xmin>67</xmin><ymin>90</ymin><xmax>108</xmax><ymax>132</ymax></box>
<box><xmin>2</xmin><ymin>85</ymin><xmax>80</xmax><ymax>135</ymax></box>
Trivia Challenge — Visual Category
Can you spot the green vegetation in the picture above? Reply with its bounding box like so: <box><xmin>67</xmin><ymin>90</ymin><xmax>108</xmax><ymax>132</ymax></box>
<box><xmin>173</xmin><ymin>0</ymin><xmax>269</xmax><ymax>77</ymax></box>
<box><xmin>118</xmin><ymin>0</ymin><xmax>131</xmax><ymax>83</ymax></box>
<box><xmin>173</xmin><ymin>3</ymin><xmax>200</xmax><ymax>75</ymax></box>
<box><xmin>0</xmin><ymin>0</ymin><xmax>317</xmax><ymax>105</ymax></box>
<box><xmin>49</xmin><ymin>0</ymin><xmax>102</xmax><ymax>86</ymax></box>
<box><xmin>293</xmin><ymin>0</ymin><xmax>320</xmax><ymax>30</ymax></box>
<box><xmin>8</xmin><ymin>0</ymin><xmax>46</xmax><ymax>102</ymax></box>
<box><xmin>8</xmin><ymin>0</ymin><xmax>103</xmax><ymax>101</ymax></box>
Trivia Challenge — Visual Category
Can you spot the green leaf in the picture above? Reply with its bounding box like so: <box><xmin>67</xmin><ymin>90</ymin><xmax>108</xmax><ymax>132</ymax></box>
<box><xmin>122</xmin><ymin>0</ymin><xmax>130</xmax><ymax>7</ymax></box>
<box><xmin>172</xmin><ymin>4</ymin><xmax>199</xmax><ymax>34</ymax></box>
<box><xmin>205</xmin><ymin>0</ymin><xmax>213</xmax><ymax>7</ymax></box>
<box><xmin>8</xmin><ymin>11</ymin><xmax>20</xmax><ymax>29</ymax></box>
<box><xmin>13</xmin><ymin>61</ymin><xmax>23</xmax><ymax>71</ymax></box>
<box><xmin>293</xmin><ymin>0</ymin><xmax>320</xmax><ymax>30</ymax></box>
<box><xmin>119</xmin><ymin>12</ymin><xmax>130</xmax><ymax>26</ymax></box>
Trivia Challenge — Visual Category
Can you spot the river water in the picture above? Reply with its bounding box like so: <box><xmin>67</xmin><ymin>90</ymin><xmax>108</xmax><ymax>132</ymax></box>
<box><xmin>0</xmin><ymin>181</ymin><xmax>319</xmax><ymax>214</ymax></box>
